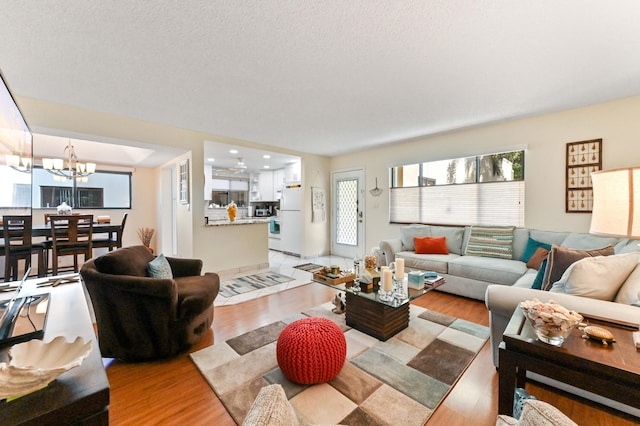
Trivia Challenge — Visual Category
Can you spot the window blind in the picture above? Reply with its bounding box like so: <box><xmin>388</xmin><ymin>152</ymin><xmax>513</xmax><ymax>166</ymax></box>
<box><xmin>390</xmin><ymin>181</ymin><xmax>525</xmax><ymax>226</ymax></box>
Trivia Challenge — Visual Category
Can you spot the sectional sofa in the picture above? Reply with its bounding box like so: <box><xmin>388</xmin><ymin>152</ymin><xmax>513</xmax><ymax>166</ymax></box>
<box><xmin>379</xmin><ymin>224</ymin><xmax>640</xmax><ymax>301</ymax></box>
<box><xmin>380</xmin><ymin>224</ymin><xmax>640</xmax><ymax>417</ymax></box>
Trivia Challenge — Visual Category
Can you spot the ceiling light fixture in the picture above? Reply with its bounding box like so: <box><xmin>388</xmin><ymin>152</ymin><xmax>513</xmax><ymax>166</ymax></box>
<box><xmin>3</xmin><ymin>130</ymin><xmax>31</xmax><ymax>173</ymax></box>
<box><xmin>42</xmin><ymin>139</ymin><xmax>96</xmax><ymax>183</ymax></box>
<box><xmin>5</xmin><ymin>153</ymin><xmax>31</xmax><ymax>173</ymax></box>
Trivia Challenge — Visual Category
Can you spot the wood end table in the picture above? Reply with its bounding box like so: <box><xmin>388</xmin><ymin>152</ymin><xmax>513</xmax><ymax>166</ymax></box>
<box><xmin>498</xmin><ymin>308</ymin><xmax>640</xmax><ymax>417</ymax></box>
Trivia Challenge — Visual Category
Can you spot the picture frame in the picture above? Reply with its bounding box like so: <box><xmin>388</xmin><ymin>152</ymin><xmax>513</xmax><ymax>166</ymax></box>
<box><xmin>179</xmin><ymin>159</ymin><xmax>189</xmax><ymax>204</ymax></box>
<box><xmin>565</xmin><ymin>139</ymin><xmax>602</xmax><ymax>213</ymax></box>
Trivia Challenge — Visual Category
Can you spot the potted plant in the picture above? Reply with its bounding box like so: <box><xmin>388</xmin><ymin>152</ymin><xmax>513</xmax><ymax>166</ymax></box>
<box><xmin>137</xmin><ymin>227</ymin><xmax>155</xmax><ymax>253</ymax></box>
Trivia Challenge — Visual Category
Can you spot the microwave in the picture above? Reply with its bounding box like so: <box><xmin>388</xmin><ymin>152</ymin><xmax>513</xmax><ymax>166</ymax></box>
<box><xmin>255</xmin><ymin>209</ymin><xmax>269</xmax><ymax>217</ymax></box>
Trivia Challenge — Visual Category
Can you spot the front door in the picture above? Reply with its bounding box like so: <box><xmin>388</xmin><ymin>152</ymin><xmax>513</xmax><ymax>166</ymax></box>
<box><xmin>331</xmin><ymin>169</ymin><xmax>365</xmax><ymax>258</ymax></box>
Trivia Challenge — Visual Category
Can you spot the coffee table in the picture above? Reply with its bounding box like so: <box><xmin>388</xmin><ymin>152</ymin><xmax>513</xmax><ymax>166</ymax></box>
<box><xmin>498</xmin><ymin>308</ymin><xmax>640</xmax><ymax>417</ymax></box>
<box><xmin>312</xmin><ymin>275</ymin><xmax>444</xmax><ymax>341</ymax></box>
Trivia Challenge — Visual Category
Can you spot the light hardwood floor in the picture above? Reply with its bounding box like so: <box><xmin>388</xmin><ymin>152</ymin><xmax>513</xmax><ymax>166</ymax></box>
<box><xmin>105</xmin><ymin>284</ymin><xmax>636</xmax><ymax>425</ymax></box>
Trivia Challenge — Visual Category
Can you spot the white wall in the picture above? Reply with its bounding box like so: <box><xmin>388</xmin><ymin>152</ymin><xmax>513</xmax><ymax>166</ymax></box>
<box><xmin>18</xmin><ymin>94</ymin><xmax>640</xmax><ymax>268</ymax></box>
<box><xmin>330</xmin><ymin>96</ymin><xmax>640</xmax><ymax>252</ymax></box>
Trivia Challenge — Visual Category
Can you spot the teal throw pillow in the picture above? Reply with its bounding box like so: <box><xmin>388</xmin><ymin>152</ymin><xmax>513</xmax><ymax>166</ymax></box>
<box><xmin>147</xmin><ymin>253</ymin><xmax>173</xmax><ymax>279</ymax></box>
<box><xmin>531</xmin><ymin>258</ymin><xmax>547</xmax><ymax>290</ymax></box>
<box><xmin>521</xmin><ymin>238</ymin><xmax>552</xmax><ymax>262</ymax></box>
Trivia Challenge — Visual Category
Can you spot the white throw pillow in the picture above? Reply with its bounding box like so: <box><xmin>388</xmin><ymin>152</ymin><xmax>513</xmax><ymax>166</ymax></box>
<box><xmin>614</xmin><ymin>263</ymin><xmax>640</xmax><ymax>305</ymax></box>
<box><xmin>550</xmin><ymin>252</ymin><xmax>640</xmax><ymax>301</ymax></box>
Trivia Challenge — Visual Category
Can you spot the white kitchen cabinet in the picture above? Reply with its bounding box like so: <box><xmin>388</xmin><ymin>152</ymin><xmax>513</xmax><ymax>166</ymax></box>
<box><xmin>284</xmin><ymin>160</ymin><xmax>301</xmax><ymax>183</ymax></box>
<box><xmin>259</xmin><ymin>170</ymin><xmax>274</xmax><ymax>201</ymax></box>
<box><xmin>273</xmin><ymin>168</ymin><xmax>285</xmax><ymax>198</ymax></box>
<box><xmin>204</xmin><ymin>164</ymin><xmax>213</xmax><ymax>199</ymax></box>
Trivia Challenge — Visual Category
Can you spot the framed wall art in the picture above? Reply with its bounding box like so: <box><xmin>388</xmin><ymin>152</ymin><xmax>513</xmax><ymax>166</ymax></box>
<box><xmin>179</xmin><ymin>159</ymin><xmax>189</xmax><ymax>204</ymax></box>
<box><xmin>566</xmin><ymin>139</ymin><xmax>602</xmax><ymax>213</ymax></box>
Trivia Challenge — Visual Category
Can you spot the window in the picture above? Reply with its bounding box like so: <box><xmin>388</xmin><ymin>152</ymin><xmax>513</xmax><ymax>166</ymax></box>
<box><xmin>209</xmin><ymin>178</ymin><xmax>249</xmax><ymax>207</ymax></box>
<box><xmin>40</xmin><ymin>186</ymin><xmax>104</xmax><ymax>208</ymax></box>
<box><xmin>390</xmin><ymin>150</ymin><xmax>525</xmax><ymax>226</ymax></box>
<box><xmin>33</xmin><ymin>167</ymin><xmax>131</xmax><ymax>209</ymax></box>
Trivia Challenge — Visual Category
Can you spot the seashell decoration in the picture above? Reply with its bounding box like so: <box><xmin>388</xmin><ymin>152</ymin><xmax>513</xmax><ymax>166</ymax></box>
<box><xmin>0</xmin><ymin>336</ymin><xmax>93</xmax><ymax>399</ymax></box>
<box><xmin>581</xmin><ymin>325</ymin><xmax>616</xmax><ymax>346</ymax></box>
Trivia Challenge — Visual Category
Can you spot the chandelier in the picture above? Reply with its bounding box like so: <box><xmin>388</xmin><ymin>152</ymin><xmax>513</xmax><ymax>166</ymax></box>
<box><xmin>43</xmin><ymin>140</ymin><xmax>96</xmax><ymax>183</ymax></box>
<box><xmin>2</xmin><ymin>129</ymin><xmax>32</xmax><ymax>173</ymax></box>
<box><xmin>5</xmin><ymin>153</ymin><xmax>31</xmax><ymax>173</ymax></box>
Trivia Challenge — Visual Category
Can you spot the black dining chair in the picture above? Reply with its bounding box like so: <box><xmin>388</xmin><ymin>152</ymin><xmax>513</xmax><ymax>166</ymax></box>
<box><xmin>49</xmin><ymin>214</ymin><xmax>94</xmax><ymax>276</ymax></box>
<box><xmin>2</xmin><ymin>215</ymin><xmax>46</xmax><ymax>281</ymax></box>
<box><xmin>92</xmin><ymin>213</ymin><xmax>128</xmax><ymax>252</ymax></box>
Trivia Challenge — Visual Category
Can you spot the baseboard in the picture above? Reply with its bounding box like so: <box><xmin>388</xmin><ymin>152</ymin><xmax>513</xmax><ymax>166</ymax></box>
<box><xmin>216</xmin><ymin>262</ymin><xmax>270</xmax><ymax>278</ymax></box>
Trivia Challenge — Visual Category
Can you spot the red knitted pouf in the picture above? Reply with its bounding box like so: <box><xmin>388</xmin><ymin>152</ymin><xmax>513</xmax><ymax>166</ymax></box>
<box><xmin>276</xmin><ymin>317</ymin><xmax>347</xmax><ymax>384</ymax></box>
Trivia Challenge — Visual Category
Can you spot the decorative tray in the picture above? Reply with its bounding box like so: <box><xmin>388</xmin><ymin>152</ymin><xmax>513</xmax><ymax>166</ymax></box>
<box><xmin>312</xmin><ymin>271</ymin><xmax>355</xmax><ymax>286</ymax></box>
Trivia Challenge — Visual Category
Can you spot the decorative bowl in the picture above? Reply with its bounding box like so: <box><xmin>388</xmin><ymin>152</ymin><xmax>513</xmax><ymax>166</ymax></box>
<box><xmin>0</xmin><ymin>336</ymin><xmax>93</xmax><ymax>399</ymax></box>
<box><xmin>520</xmin><ymin>299</ymin><xmax>583</xmax><ymax>346</ymax></box>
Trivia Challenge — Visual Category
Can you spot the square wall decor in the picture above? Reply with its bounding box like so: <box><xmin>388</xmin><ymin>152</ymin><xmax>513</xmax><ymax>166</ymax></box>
<box><xmin>566</xmin><ymin>139</ymin><xmax>602</xmax><ymax>213</ymax></box>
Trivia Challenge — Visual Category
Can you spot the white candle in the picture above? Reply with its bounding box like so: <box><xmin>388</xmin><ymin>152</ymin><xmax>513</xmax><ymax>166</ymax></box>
<box><xmin>383</xmin><ymin>269</ymin><xmax>393</xmax><ymax>291</ymax></box>
<box><xmin>396</xmin><ymin>258</ymin><xmax>404</xmax><ymax>280</ymax></box>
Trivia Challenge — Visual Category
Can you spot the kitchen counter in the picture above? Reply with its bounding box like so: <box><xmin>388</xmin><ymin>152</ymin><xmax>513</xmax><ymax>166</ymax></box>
<box><xmin>200</xmin><ymin>218</ymin><xmax>270</xmax><ymax>275</ymax></box>
<box><xmin>206</xmin><ymin>217</ymin><xmax>272</xmax><ymax>226</ymax></box>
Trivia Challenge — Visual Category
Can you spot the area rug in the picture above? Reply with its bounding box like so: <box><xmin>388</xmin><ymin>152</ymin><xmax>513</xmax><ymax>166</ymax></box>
<box><xmin>293</xmin><ymin>263</ymin><xmax>325</xmax><ymax>272</ymax></box>
<box><xmin>218</xmin><ymin>272</ymin><xmax>295</xmax><ymax>298</ymax></box>
<box><xmin>190</xmin><ymin>302</ymin><xmax>490</xmax><ymax>425</ymax></box>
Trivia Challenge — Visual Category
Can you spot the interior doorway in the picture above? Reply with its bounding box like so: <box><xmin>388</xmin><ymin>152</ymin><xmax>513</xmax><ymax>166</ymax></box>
<box><xmin>160</xmin><ymin>164</ymin><xmax>177</xmax><ymax>256</ymax></box>
<box><xmin>331</xmin><ymin>168</ymin><xmax>365</xmax><ymax>258</ymax></box>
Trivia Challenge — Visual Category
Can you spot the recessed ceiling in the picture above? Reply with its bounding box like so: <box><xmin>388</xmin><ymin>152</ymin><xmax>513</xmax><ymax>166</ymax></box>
<box><xmin>204</xmin><ymin>141</ymin><xmax>300</xmax><ymax>174</ymax></box>
<box><xmin>32</xmin><ymin>132</ymin><xmax>186</xmax><ymax>168</ymax></box>
<box><xmin>1</xmin><ymin>2</ymin><xmax>640</xmax><ymax>158</ymax></box>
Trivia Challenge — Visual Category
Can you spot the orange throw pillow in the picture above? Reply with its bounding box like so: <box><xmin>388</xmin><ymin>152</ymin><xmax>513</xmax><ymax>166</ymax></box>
<box><xmin>414</xmin><ymin>236</ymin><xmax>449</xmax><ymax>254</ymax></box>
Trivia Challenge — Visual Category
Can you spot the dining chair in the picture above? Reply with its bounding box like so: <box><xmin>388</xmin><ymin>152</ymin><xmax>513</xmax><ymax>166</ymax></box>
<box><xmin>49</xmin><ymin>214</ymin><xmax>94</xmax><ymax>276</ymax></box>
<box><xmin>92</xmin><ymin>213</ymin><xmax>128</xmax><ymax>252</ymax></box>
<box><xmin>2</xmin><ymin>215</ymin><xmax>46</xmax><ymax>282</ymax></box>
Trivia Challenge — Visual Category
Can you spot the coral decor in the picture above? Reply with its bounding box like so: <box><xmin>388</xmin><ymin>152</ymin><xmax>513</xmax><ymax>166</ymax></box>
<box><xmin>276</xmin><ymin>317</ymin><xmax>346</xmax><ymax>384</ymax></box>
<box><xmin>227</xmin><ymin>201</ymin><xmax>237</xmax><ymax>222</ymax></box>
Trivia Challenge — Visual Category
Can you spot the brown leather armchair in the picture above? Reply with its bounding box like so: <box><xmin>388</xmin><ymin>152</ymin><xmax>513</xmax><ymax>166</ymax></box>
<box><xmin>80</xmin><ymin>245</ymin><xmax>219</xmax><ymax>361</ymax></box>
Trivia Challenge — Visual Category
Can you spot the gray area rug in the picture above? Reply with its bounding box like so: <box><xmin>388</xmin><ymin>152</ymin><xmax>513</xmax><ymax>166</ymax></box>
<box><xmin>190</xmin><ymin>302</ymin><xmax>489</xmax><ymax>425</ymax></box>
<box><xmin>218</xmin><ymin>271</ymin><xmax>294</xmax><ymax>298</ymax></box>
<box><xmin>293</xmin><ymin>263</ymin><xmax>325</xmax><ymax>272</ymax></box>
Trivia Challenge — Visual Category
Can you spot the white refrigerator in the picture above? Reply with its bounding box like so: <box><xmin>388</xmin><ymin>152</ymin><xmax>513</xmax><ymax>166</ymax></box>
<box><xmin>280</xmin><ymin>184</ymin><xmax>301</xmax><ymax>255</ymax></box>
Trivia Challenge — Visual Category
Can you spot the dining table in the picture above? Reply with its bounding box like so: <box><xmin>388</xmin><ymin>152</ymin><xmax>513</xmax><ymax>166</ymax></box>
<box><xmin>31</xmin><ymin>222</ymin><xmax>122</xmax><ymax>239</ymax></box>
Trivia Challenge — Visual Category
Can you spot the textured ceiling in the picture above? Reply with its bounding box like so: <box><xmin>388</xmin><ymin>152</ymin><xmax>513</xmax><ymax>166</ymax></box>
<box><xmin>1</xmin><ymin>1</ymin><xmax>640</xmax><ymax>159</ymax></box>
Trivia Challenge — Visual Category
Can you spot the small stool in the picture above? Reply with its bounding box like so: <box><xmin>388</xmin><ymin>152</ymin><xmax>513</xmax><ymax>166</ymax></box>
<box><xmin>276</xmin><ymin>317</ymin><xmax>347</xmax><ymax>384</ymax></box>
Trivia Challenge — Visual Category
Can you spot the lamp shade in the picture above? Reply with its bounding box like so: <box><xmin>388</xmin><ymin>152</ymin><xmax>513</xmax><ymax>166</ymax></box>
<box><xmin>590</xmin><ymin>167</ymin><xmax>640</xmax><ymax>238</ymax></box>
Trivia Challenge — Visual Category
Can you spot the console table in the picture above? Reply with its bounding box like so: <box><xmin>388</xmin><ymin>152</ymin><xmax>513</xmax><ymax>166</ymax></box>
<box><xmin>0</xmin><ymin>278</ymin><xmax>109</xmax><ymax>425</ymax></box>
<box><xmin>498</xmin><ymin>308</ymin><xmax>640</xmax><ymax>417</ymax></box>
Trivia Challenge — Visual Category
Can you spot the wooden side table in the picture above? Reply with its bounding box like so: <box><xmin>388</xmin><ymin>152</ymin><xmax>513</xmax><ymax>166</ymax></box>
<box><xmin>498</xmin><ymin>308</ymin><xmax>640</xmax><ymax>417</ymax></box>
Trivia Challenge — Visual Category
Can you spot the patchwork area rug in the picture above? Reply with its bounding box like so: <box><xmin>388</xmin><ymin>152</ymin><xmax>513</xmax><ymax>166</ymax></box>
<box><xmin>218</xmin><ymin>272</ymin><xmax>295</xmax><ymax>298</ymax></box>
<box><xmin>191</xmin><ymin>303</ymin><xmax>489</xmax><ymax>425</ymax></box>
<box><xmin>293</xmin><ymin>263</ymin><xmax>325</xmax><ymax>272</ymax></box>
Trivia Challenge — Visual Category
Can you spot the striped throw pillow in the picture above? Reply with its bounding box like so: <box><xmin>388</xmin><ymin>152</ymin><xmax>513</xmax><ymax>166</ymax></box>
<box><xmin>465</xmin><ymin>226</ymin><xmax>515</xmax><ymax>259</ymax></box>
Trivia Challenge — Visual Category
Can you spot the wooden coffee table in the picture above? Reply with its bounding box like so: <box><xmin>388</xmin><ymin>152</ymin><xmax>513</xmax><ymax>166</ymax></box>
<box><xmin>498</xmin><ymin>308</ymin><xmax>640</xmax><ymax>417</ymax></box>
<box><xmin>313</xmin><ymin>276</ymin><xmax>444</xmax><ymax>341</ymax></box>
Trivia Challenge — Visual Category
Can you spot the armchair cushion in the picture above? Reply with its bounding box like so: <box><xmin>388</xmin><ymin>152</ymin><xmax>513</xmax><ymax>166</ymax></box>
<box><xmin>94</xmin><ymin>244</ymin><xmax>154</xmax><ymax>276</ymax></box>
<box><xmin>166</xmin><ymin>256</ymin><xmax>203</xmax><ymax>277</ymax></box>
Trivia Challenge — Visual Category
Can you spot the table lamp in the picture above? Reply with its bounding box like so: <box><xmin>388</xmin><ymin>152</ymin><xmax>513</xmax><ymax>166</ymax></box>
<box><xmin>590</xmin><ymin>167</ymin><xmax>639</xmax><ymax>239</ymax></box>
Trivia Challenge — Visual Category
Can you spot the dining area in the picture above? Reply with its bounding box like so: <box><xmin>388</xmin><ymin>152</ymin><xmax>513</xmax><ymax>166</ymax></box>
<box><xmin>0</xmin><ymin>213</ymin><xmax>127</xmax><ymax>282</ymax></box>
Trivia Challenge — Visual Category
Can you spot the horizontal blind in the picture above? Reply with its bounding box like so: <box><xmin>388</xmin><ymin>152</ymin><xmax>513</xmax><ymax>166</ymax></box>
<box><xmin>390</xmin><ymin>181</ymin><xmax>524</xmax><ymax>226</ymax></box>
